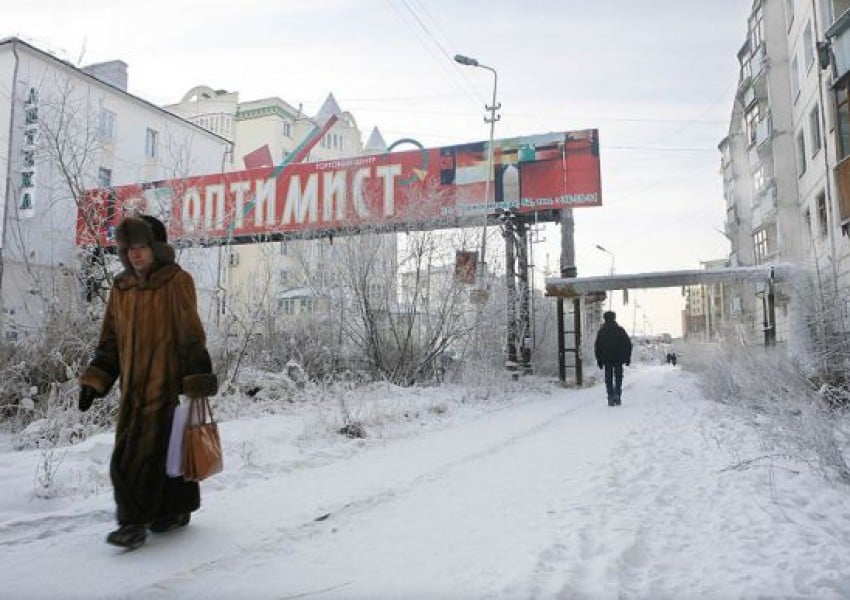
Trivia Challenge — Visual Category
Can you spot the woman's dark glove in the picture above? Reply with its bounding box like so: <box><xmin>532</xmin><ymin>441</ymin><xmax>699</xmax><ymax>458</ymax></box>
<box><xmin>78</xmin><ymin>385</ymin><xmax>97</xmax><ymax>412</ymax></box>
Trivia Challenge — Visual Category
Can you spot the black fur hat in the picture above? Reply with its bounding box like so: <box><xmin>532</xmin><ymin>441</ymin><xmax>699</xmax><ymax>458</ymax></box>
<box><xmin>603</xmin><ymin>310</ymin><xmax>616</xmax><ymax>322</ymax></box>
<box><xmin>115</xmin><ymin>215</ymin><xmax>174</xmax><ymax>273</ymax></box>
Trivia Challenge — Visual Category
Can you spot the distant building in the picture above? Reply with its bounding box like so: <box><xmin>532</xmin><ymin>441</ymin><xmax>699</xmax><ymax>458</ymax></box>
<box><xmin>0</xmin><ymin>38</ymin><xmax>229</xmax><ymax>338</ymax></box>
<box><xmin>681</xmin><ymin>259</ymin><xmax>730</xmax><ymax>341</ymax></box>
<box><xmin>165</xmin><ymin>87</ymin><xmax>394</xmax><ymax>324</ymax></box>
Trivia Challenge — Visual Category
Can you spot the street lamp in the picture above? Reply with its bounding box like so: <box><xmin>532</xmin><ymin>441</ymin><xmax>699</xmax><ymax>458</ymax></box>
<box><xmin>595</xmin><ymin>244</ymin><xmax>615</xmax><ymax>309</ymax></box>
<box><xmin>454</xmin><ymin>53</ymin><xmax>500</xmax><ymax>276</ymax></box>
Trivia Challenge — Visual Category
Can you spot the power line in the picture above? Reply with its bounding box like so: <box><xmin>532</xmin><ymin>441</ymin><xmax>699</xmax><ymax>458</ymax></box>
<box><xmin>605</xmin><ymin>145</ymin><xmax>717</xmax><ymax>153</ymax></box>
<box><xmin>382</xmin><ymin>0</ymin><xmax>482</xmax><ymax>107</ymax></box>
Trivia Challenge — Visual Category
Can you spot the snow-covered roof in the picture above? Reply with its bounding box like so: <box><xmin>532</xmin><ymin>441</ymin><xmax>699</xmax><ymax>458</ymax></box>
<box><xmin>277</xmin><ymin>287</ymin><xmax>322</xmax><ymax>300</ymax></box>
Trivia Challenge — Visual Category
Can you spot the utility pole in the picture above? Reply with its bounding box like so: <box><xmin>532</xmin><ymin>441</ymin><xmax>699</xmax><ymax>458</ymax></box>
<box><xmin>453</xmin><ymin>54</ymin><xmax>500</xmax><ymax>273</ymax></box>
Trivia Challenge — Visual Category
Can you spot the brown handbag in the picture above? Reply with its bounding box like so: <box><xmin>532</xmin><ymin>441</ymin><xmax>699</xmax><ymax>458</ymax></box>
<box><xmin>182</xmin><ymin>397</ymin><xmax>223</xmax><ymax>481</ymax></box>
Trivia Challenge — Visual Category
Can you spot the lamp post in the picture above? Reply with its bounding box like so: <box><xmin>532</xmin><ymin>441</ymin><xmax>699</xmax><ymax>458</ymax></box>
<box><xmin>595</xmin><ymin>244</ymin><xmax>615</xmax><ymax>309</ymax></box>
<box><xmin>454</xmin><ymin>53</ymin><xmax>500</xmax><ymax>275</ymax></box>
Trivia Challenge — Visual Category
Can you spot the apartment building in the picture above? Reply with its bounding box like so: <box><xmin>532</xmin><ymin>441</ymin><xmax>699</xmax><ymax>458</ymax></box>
<box><xmin>718</xmin><ymin>0</ymin><xmax>850</xmax><ymax>344</ymax></box>
<box><xmin>0</xmin><ymin>38</ymin><xmax>230</xmax><ymax>337</ymax></box>
<box><xmin>165</xmin><ymin>87</ymin><xmax>394</xmax><ymax>324</ymax></box>
<box><xmin>823</xmin><ymin>0</ymin><xmax>850</xmax><ymax>288</ymax></box>
<box><xmin>681</xmin><ymin>259</ymin><xmax>733</xmax><ymax>341</ymax></box>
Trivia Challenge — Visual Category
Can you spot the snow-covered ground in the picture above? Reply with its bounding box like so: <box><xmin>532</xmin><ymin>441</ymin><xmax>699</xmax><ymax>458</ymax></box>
<box><xmin>2</xmin><ymin>365</ymin><xmax>850</xmax><ymax>599</ymax></box>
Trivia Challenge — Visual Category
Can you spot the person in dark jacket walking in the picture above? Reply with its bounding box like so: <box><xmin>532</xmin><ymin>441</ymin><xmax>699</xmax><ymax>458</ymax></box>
<box><xmin>78</xmin><ymin>215</ymin><xmax>217</xmax><ymax>550</ymax></box>
<box><xmin>594</xmin><ymin>310</ymin><xmax>632</xmax><ymax>406</ymax></box>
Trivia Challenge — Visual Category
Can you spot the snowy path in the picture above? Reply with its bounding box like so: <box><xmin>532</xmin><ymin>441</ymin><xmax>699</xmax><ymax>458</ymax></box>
<box><xmin>2</xmin><ymin>366</ymin><xmax>850</xmax><ymax>599</ymax></box>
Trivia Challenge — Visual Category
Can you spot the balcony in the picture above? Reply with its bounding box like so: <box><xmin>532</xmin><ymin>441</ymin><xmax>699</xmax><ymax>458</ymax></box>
<box><xmin>751</xmin><ymin>186</ymin><xmax>776</xmax><ymax>229</ymax></box>
<box><xmin>741</xmin><ymin>85</ymin><xmax>756</xmax><ymax>109</ymax></box>
<box><xmin>738</xmin><ymin>44</ymin><xmax>766</xmax><ymax>90</ymax></box>
<box><xmin>835</xmin><ymin>155</ymin><xmax>850</xmax><ymax>224</ymax></box>
<box><xmin>761</xmin><ymin>183</ymin><xmax>777</xmax><ymax>212</ymax></box>
<box><xmin>827</xmin><ymin>8</ymin><xmax>850</xmax><ymax>81</ymax></box>
<box><xmin>755</xmin><ymin>114</ymin><xmax>773</xmax><ymax>147</ymax></box>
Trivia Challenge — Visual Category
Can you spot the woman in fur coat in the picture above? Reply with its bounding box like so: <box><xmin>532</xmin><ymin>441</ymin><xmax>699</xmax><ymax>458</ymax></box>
<box><xmin>78</xmin><ymin>215</ymin><xmax>217</xmax><ymax>550</ymax></box>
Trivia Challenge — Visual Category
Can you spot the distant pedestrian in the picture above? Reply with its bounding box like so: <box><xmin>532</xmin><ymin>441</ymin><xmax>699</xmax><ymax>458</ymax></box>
<box><xmin>666</xmin><ymin>352</ymin><xmax>677</xmax><ymax>366</ymax></box>
<box><xmin>78</xmin><ymin>215</ymin><xmax>218</xmax><ymax>550</ymax></box>
<box><xmin>594</xmin><ymin>311</ymin><xmax>632</xmax><ymax>406</ymax></box>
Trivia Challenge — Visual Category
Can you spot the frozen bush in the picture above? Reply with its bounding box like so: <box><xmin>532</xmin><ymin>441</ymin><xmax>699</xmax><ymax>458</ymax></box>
<box><xmin>684</xmin><ymin>341</ymin><xmax>850</xmax><ymax>485</ymax></box>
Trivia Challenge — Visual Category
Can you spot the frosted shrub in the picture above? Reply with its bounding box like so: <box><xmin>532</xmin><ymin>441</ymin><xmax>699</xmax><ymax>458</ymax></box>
<box><xmin>12</xmin><ymin>381</ymin><xmax>115</xmax><ymax>450</ymax></box>
<box><xmin>685</xmin><ymin>341</ymin><xmax>850</xmax><ymax>485</ymax></box>
<box><xmin>1</xmin><ymin>309</ymin><xmax>105</xmax><ymax>434</ymax></box>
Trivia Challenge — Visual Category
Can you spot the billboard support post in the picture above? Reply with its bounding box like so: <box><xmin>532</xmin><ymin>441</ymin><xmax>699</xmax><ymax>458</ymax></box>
<box><xmin>516</xmin><ymin>217</ymin><xmax>532</xmax><ymax>373</ymax></box>
<box><xmin>558</xmin><ymin>208</ymin><xmax>581</xmax><ymax>386</ymax></box>
<box><xmin>502</xmin><ymin>211</ymin><xmax>519</xmax><ymax>379</ymax></box>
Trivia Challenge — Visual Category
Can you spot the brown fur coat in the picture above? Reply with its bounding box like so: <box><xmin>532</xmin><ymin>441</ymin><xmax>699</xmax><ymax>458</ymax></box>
<box><xmin>80</xmin><ymin>231</ymin><xmax>217</xmax><ymax>525</ymax></box>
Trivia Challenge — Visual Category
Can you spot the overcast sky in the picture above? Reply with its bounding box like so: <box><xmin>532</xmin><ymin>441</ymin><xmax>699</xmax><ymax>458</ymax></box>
<box><xmin>5</xmin><ymin>0</ymin><xmax>753</xmax><ymax>336</ymax></box>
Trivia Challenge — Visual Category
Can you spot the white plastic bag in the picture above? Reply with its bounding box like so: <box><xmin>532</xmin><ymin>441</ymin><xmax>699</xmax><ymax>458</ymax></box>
<box><xmin>166</xmin><ymin>398</ymin><xmax>194</xmax><ymax>477</ymax></box>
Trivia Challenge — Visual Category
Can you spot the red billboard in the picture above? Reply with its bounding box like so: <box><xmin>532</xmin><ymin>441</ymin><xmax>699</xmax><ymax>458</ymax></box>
<box><xmin>77</xmin><ymin>129</ymin><xmax>600</xmax><ymax>247</ymax></box>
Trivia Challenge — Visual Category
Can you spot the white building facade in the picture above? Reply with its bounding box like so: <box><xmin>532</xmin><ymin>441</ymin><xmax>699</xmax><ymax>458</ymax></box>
<box><xmin>719</xmin><ymin>0</ymin><xmax>850</xmax><ymax>344</ymax></box>
<box><xmin>0</xmin><ymin>38</ymin><xmax>230</xmax><ymax>337</ymax></box>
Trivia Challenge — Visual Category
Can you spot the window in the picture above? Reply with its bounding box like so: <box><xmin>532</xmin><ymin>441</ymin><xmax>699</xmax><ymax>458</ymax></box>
<box><xmin>796</xmin><ymin>130</ymin><xmax>807</xmax><ymax>176</ymax></box>
<box><xmin>22</xmin><ymin>149</ymin><xmax>35</xmax><ymax>168</ymax></box>
<box><xmin>804</xmin><ymin>21</ymin><xmax>815</xmax><ymax>71</ymax></box>
<box><xmin>24</xmin><ymin>129</ymin><xmax>36</xmax><ymax>146</ymax></box>
<box><xmin>817</xmin><ymin>192</ymin><xmax>828</xmax><ymax>238</ymax></box>
<box><xmin>726</xmin><ymin>205</ymin><xmax>738</xmax><ymax>228</ymax></box>
<box><xmin>279</xmin><ymin>241</ymin><xmax>288</xmax><ymax>254</ymax></box>
<box><xmin>790</xmin><ymin>55</ymin><xmax>801</xmax><ymax>102</ymax></box>
<box><xmin>753</xmin><ymin>164</ymin><xmax>766</xmax><ymax>193</ymax></box>
<box><xmin>99</xmin><ymin>109</ymin><xmax>115</xmax><ymax>142</ymax></box>
<box><xmin>98</xmin><ymin>167</ymin><xmax>112</xmax><ymax>187</ymax></box>
<box><xmin>810</xmin><ymin>104</ymin><xmax>822</xmax><ymax>157</ymax></box>
<box><xmin>300</xmin><ymin>298</ymin><xmax>316</xmax><ymax>313</ymax></box>
<box><xmin>753</xmin><ymin>225</ymin><xmax>776</xmax><ymax>264</ymax></box>
<box><xmin>145</xmin><ymin>128</ymin><xmax>158</xmax><ymax>158</ymax></box>
<box><xmin>837</xmin><ymin>83</ymin><xmax>850</xmax><ymax>158</ymax></box>
<box><xmin>751</xmin><ymin>5</ymin><xmax>765</xmax><ymax>48</ymax></box>
<box><xmin>279</xmin><ymin>299</ymin><xmax>295</xmax><ymax>315</ymax></box>
<box><xmin>744</xmin><ymin>104</ymin><xmax>761</xmax><ymax>146</ymax></box>
<box><xmin>278</xmin><ymin>269</ymin><xmax>289</xmax><ymax>287</ymax></box>
<box><xmin>283</xmin><ymin>121</ymin><xmax>291</xmax><ymax>137</ymax></box>
<box><xmin>21</xmin><ymin>171</ymin><xmax>34</xmax><ymax>188</ymax></box>
<box><xmin>322</xmin><ymin>133</ymin><xmax>344</xmax><ymax>150</ymax></box>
